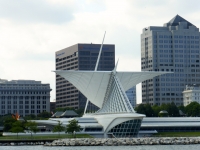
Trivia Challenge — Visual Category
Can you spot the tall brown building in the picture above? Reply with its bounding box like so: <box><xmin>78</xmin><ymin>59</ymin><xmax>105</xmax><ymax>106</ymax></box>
<box><xmin>55</xmin><ymin>43</ymin><xmax>115</xmax><ymax>110</ymax></box>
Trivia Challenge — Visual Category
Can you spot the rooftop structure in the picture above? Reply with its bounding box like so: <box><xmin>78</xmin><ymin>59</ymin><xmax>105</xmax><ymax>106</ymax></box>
<box><xmin>51</xmin><ymin>110</ymin><xmax>78</xmax><ymax>118</ymax></box>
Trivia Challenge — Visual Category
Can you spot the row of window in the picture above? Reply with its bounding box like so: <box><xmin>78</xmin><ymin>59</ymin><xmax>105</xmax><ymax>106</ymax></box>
<box><xmin>156</xmin><ymin>49</ymin><xmax>200</xmax><ymax>53</ymax></box>
<box><xmin>1</xmin><ymin>109</ymin><xmax>46</xmax><ymax>115</ymax></box>
<box><xmin>155</xmin><ymin>35</ymin><xmax>199</xmax><ymax>39</ymax></box>
<box><xmin>0</xmin><ymin>91</ymin><xmax>48</xmax><ymax>94</ymax></box>
<box><xmin>0</xmin><ymin>96</ymin><xmax>47</xmax><ymax>100</ymax></box>
<box><xmin>158</xmin><ymin>40</ymin><xmax>199</xmax><ymax>44</ymax></box>
<box><xmin>56</xmin><ymin>52</ymin><xmax>77</xmax><ymax>62</ymax></box>
<box><xmin>79</xmin><ymin>51</ymin><xmax>114</xmax><ymax>56</ymax></box>
<box><xmin>1</xmin><ymin>100</ymin><xmax>47</xmax><ymax>104</ymax></box>
<box><xmin>159</xmin><ymin>54</ymin><xmax>199</xmax><ymax>58</ymax></box>
<box><xmin>1</xmin><ymin>105</ymin><xmax>46</xmax><ymax>109</ymax></box>
<box><xmin>158</xmin><ymin>45</ymin><xmax>199</xmax><ymax>48</ymax></box>
<box><xmin>56</xmin><ymin>57</ymin><xmax>78</xmax><ymax>65</ymax></box>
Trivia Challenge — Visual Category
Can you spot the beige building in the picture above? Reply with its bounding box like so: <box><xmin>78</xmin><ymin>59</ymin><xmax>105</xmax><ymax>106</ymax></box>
<box><xmin>183</xmin><ymin>85</ymin><xmax>200</xmax><ymax>106</ymax></box>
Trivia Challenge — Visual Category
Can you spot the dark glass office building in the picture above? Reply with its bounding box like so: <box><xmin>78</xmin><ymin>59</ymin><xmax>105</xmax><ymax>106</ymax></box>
<box><xmin>55</xmin><ymin>44</ymin><xmax>115</xmax><ymax>110</ymax></box>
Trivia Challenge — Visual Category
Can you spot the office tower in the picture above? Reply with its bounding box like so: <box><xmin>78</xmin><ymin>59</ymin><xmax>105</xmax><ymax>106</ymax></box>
<box><xmin>125</xmin><ymin>86</ymin><xmax>137</xmax><ymax>108</ymax></box>
<box><xmin>55</xmin><ymin>43</ymin><xmax>115</xmax><ymax>110</ymax></box>
<box><xmin>141</xmin><ymin>15</ymin><xmax>200</xmax><ymax>106</ymax></box>
<box><xmin>0</xmin><ymin>79</ymin><xmax>51</xmax><ymax>116</ymax></box>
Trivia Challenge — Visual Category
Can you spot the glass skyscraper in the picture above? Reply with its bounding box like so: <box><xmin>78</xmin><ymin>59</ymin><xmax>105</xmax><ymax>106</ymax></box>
<box><xmin>141</xmin><ymin>15</ymin><xmax>200</xmax><ymax>106</ymax></box>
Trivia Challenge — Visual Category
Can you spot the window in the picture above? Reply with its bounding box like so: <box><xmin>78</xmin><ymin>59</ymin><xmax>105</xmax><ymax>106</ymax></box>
<box><xmin>104</xmin><ymin>52</ymin><xmax>114</xmax><ymax>56</ymax></box>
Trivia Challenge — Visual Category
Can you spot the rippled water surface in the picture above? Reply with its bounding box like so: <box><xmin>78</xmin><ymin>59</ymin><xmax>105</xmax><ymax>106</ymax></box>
<box><xmin>0</xmin><ymin>145</ymin><xmax>200</xmax><ymax>150</ymax></box>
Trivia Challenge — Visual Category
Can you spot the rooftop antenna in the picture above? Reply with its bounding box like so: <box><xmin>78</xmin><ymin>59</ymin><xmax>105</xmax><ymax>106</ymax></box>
<box><xmin>84</xmin><ymin>31</ymin><xmax>106</xmax><ymax>115</ymax></box>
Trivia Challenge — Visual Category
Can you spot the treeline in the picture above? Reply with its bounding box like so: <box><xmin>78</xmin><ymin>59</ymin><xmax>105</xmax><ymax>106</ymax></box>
<box><xmin>135</xmin><ymin>102</ymin><xmax>200</xmax><ymax>117</ymax></box>
<box><xmin>3</xmin><ymin>116</ymin><xmax>80</xmax><ymax>138</ymax></box>
<box><xmin>0</xmin><ymin>108</ymin><xmax>84</xmax><ymax>126</ymax></box>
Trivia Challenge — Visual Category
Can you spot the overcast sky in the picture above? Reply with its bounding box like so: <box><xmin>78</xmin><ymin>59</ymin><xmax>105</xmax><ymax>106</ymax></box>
<box><xmin>0</xmin><ymin>0</ymin><xmax>200</xmax><ymax>104</ymax></box>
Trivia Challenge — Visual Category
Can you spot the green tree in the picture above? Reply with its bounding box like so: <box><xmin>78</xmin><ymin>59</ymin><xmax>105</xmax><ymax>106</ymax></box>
<box><xmin>152</xmin><ymin>105</ymin><xmax>161</xmax><ymax>117</ymax></box>
<box><xmin>135</xmin><ymin>104</ymin><xmax>154</xmax><ymax>117</ymax></box>
<box><xmin>178</xmin><ymin>105</ymin><xmax>185</xmax><ymax>114</ymax></box>
<box><xmin>144</xmin><ymin>104</ymin><xmax>154</xmax><ymax>117</ymax></box>
<box><xmin>25</xmin><ymin>121</ymin><xmax>39</xmax><ymax>138</ymax></box>
<box><xmin>53</xmin><ymin>121</ymin><xmax>65</xmax><ymax>137</ymax></box>
<box><xmin>24</xmin><ymin>114</ymin><xmax>37</xmax><ymax>120</ymax></box>
<box><xmin>185</xmin><ymin>102</ymin><xmax>200</xmax><ymax>116</ymax></box>
<box><xmin>66</xmin><ymin>119</ymin><xmax>81</xmax><ymax>137</ymax></box>
<box><xmin>135</xmin><ymin>104</ymin><xmax>146</xmax><ymax>115</ymax></box>
<box><xmin>10</xmin><ymin>121</ymin><xmax>24</xmax><ymax>138</ymax></box>
<box><xmin>37</xmin><ymin>111</ymin><xmax>52</xmax><ymax>119</ymax></box>
<box><xmin>166</xmin><ymin>102</ymin><xmax>180</xmax><ymax>117</ymax></box>
<box><xmin>3</xmin><ymin>117</ymin><xmax>17</xmax><ymax>132</ymax></box>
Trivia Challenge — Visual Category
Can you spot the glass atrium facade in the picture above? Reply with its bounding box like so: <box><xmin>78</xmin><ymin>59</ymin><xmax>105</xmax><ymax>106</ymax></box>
<box><xmin>108</xmin><ymin>119</ymin><xmax>142</xmax><ymax>138</ymax></box>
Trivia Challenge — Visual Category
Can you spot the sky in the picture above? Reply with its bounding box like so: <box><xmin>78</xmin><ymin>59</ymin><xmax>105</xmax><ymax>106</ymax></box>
<box><xmin>0</xmin><ymin>0</ymin><xmax>200</xmax><ymax>104</ymax></box>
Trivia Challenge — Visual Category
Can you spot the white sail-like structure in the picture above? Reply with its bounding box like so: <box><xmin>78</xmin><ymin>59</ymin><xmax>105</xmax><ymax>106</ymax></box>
<box><xmin>52</xmin><ymin>32</ymin><xmax>171</xmax><ymax>138</ymax></box>
<box><xmin>54</xmin><ymin>68</ymin><xmax>169</xmax><ymax>138</ymax></box>
<box><xmin>54</xmin><ymin>70</ymin><xmax>167</xmax><ymax>112</ymax></box>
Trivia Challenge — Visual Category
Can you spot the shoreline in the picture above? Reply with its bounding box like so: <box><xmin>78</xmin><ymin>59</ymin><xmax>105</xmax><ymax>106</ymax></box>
<box><xmin>45</xmin><ymin>137</ymin><xmax>200</xmax><ymax>146</ymax></box>
<box><xmin>1</xmin><ymin>137</ymin><xmax>200</xmax><ymax>146</ymax></box>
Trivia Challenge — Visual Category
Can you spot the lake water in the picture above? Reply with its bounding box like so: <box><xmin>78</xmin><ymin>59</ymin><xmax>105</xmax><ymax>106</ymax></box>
<box><xmin>0</xmin><ymin>145</ymin><xmax>200</xmax><ymax>150</ymax></box>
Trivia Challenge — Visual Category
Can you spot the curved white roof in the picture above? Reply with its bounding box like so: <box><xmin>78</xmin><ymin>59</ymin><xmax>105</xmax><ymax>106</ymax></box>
<box><xmin>54</xmin><ymin>70</ymin><xmax>168</xmax><ymax>108</ymax></box>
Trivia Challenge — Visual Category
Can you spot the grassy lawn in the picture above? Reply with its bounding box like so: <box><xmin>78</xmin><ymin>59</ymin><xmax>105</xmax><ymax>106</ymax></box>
<box><xmin>153</xmin><ymin>132</ymin><xmax>200</xmax><ymax>137</ymax></box>
<box><xmin>0</xmin><ymin>134</ymin><xmax>93</xmax><ymax>140</ymax></box>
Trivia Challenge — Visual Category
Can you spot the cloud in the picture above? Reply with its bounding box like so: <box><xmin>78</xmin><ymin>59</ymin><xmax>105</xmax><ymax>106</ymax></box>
<box><xmin>0</xmin><ymin>0</ymin><xmax>74</xmax><ymax>24</ymax></box>
<box><xmin>0</xmin><ymin>0</ymin><xmax>200</xmax><ymax>104</ymax></box>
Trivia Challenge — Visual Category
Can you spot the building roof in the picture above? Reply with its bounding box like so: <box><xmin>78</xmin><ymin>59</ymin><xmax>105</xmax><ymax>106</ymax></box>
<box><xmin>51</xmin><ymin>111</ymin><xmax>64</xmax><ymax>118</ymax></box>
<box><xmin>159</xmin><ymin>110</ymin><xmax>168</xmax><ymax>114</ymax></box>
<box><xmin>61</xmin><ymin>110</ymin><xmax>78</xmax><ymax>117</ymax></box>
<box><xmin>167</xmin><ymin>14</ymin><xmax>195</xmax><ymax>27</ymax></box>
<box><xmin>141</xmin><ymin>117</ymin><xmax>200</xmax><ymax>127</ymax></box>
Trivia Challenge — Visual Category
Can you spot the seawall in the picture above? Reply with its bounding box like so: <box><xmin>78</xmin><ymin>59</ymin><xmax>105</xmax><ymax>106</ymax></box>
<box><xmin>1</xmin><ymin>137</ymin><xmax>200</xmax><ymax>146</ymax></box>
<box><xmin>44</xmin><ymin>137</ymin><xmax>200</xmax><ymax>146</ymax></box>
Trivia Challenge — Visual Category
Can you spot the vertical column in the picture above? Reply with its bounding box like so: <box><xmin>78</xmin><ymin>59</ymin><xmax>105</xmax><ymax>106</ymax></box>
<box><xmin>23</xmin><ymin>92</ymin><xmax>25</xmax><ymax>117</ymax></box>
<box><xmin>0</xmin><ymin>97</ymin><xmax>1</xmax><ymax>115</ymax></box>
<box><xmin>5</xmin><ymin>95</ymin><xmax>8</xmax><ymax>115</ymax></box>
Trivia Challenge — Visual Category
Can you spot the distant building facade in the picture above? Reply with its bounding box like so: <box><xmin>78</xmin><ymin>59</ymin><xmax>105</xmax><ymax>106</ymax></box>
<box><xmin>0</xmin><ymin>79</ymin><xmax>51</xmax><ymax>116</ymax></box>
<box><xmin>55</xmin><ymin>43</ymin><xmax>115</xmax><ymax>110</ymax></box>
<box><xmin>183</xmin><ymin>85</ymin><xmax>200</xmax><ymax>106</ymax></box>
<box><xmin>125</xmin><ymin>86</ymin><xmax>137</xmax><ymax>108</ymax></box>
<box><xmin>50</xmin><ymin>102</ymin><xmax>56</xmax><ymax>112</ymax></box>
<box><xmin>141</xmin><ymin>15</ymin><xmax>200</xmax><ymax>106</ymax></box>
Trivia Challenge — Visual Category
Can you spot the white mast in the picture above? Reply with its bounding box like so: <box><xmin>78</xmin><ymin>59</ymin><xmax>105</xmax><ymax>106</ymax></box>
<box><xmin>84</xmin><ymin>31</ymin><xmax>106</xmax><ymax>115</ymax></box>
<box><xmin>95</xmin><ymin>31</ymin><xmax>106</xmax><ymax>71</ymax></box>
